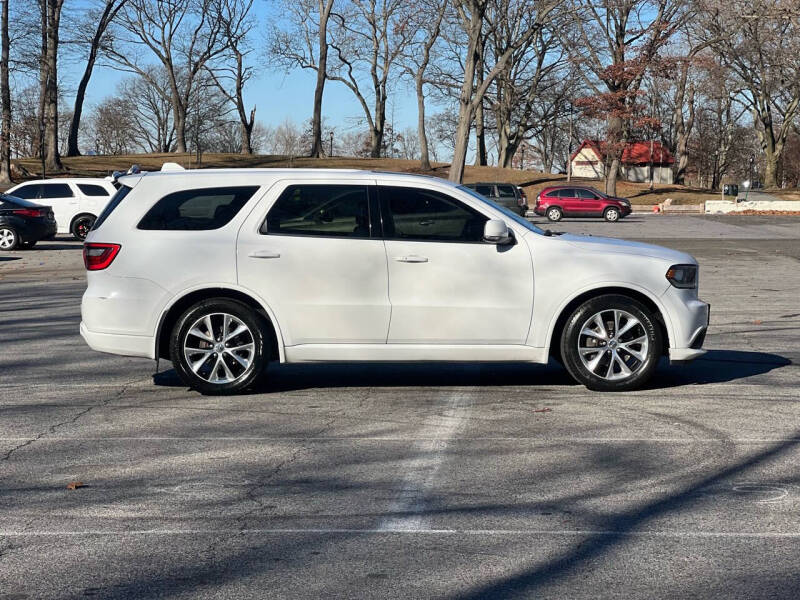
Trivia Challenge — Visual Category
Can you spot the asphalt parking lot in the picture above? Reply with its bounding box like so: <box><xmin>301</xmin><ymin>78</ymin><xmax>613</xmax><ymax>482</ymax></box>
<box><xmin>1</xmin><ymin>214</ymin><xmax>799</xmax><ymax>599</ymax></box>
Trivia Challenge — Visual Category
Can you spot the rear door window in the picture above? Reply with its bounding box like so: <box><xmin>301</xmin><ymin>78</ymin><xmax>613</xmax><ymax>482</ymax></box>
<box><xmin>138</xmin><ymin>186</ymin><xmax>259</xmax><ymax>231</ymax></box>
<box><xmin>264</xmin><ymin>185</ymin><xmax>371</xmax><ymax>238</ymax></box>
<box><xmin>39</xmin><ymin>183</ymin><xmax>74</xmax><ymax>198</ymax></box>
<box><xmin>557</xmin><ymin>189</ymin><xmax>575</xmax><ymax>198</ymax></box>
<box><xmin>77</xmin><ymin>184</ymin><xmax>111</xmax><ymax>197</ymax></box>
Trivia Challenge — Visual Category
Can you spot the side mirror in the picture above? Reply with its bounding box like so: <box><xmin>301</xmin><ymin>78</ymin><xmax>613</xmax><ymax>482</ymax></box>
<box><xmin>483</xmin><ymin>219</ymin><xmax>512</xmax><ymax>244</ymax></box>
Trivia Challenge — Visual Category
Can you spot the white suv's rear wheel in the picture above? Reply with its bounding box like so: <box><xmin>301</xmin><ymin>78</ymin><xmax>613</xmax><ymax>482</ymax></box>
<box><xmin>170</xmin><ymin>299</ymin><xmax>268</xmax><ymax>395</ymax></box>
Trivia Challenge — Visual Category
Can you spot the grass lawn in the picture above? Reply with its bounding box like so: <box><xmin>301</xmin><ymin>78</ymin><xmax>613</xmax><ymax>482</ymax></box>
<box><xmin>9</xmin><ymin>152</ymin><xmax>725</xmax><ymax>205</ymax></box>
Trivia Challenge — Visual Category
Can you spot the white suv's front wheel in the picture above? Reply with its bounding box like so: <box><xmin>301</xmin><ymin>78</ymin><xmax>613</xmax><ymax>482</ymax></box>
<box><xmin>559</xmin><ymin>294</ymin><xmax>662</xmax><ymax>391</ymax></box>
<box><xmin>170</xmin><ymin>298</ymin><xmax>268</xmax><ymax>395</ymax></box>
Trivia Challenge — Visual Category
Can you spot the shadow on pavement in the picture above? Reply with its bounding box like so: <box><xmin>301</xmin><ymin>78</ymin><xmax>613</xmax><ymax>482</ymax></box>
<box><xmin>152</xmin><ymin>350</ymin><xmax>791</xmax><ymax>393</ymax></box>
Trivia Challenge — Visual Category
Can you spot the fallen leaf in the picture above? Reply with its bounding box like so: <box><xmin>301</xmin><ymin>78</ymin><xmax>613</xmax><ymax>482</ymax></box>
<box><xmin>752</xmin><ymin>320</ymin><xmax>763</xmax><ymax>325</ymax></box>
<box><xmin>66</xmin><ymin>481</ymin><xmax>86</xmax><ymax>490</ymax></box>
<box><xmin>534</xmin><ymin>407</ymin><xmax>552</xmax><ymax>413</ymax></box>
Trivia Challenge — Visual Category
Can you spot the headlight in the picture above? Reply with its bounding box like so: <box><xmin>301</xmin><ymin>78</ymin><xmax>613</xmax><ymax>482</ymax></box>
<box><xmin>666</xmin><ymin>264</ymin><xmax>697</xmax><ymax>289</ymax></box>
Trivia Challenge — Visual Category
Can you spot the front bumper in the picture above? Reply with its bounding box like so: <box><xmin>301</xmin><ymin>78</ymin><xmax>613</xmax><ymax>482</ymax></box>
<box><xmin>667</xmin><ymin>296</ymin><xmax>710</xmax><ymax>364</ymax></box>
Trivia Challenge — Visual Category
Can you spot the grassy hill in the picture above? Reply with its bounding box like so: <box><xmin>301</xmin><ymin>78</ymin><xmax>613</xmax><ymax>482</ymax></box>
<box><xmin>10</xmin><ymin>152</ymin><xmax>725</xmax><ymax>206</ymax></box>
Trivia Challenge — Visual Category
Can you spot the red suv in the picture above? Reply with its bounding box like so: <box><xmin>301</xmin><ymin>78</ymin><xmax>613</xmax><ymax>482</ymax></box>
<box><xmin>534</xmin><ymin>186</ymin><xmax>632</xmax><ymax>222</ymax></box>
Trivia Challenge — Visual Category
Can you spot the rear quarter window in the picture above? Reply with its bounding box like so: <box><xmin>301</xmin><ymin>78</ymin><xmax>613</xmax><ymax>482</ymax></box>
<box><xmin>78</xmin><ymin>183</ymin><xmax>111</xmax><ymax>197</ymax></box>
<box><xmin>138</xmin><ymin>186</ymin><xmax>260</xmax><ymax>231</ymax></box>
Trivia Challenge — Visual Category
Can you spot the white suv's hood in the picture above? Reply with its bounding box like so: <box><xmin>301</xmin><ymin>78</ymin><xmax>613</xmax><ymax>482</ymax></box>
<box><xmin>559</xmin><ymin>233</ymin><xmax>696</xmax><ymax>264</ymax></box>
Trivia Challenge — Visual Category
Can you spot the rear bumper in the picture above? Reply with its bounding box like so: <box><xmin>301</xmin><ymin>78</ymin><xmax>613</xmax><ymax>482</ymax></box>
<box><xmin>80</xmin><ymin>321</ymin><xmax>154</xmax><ymax>359</ymax></box>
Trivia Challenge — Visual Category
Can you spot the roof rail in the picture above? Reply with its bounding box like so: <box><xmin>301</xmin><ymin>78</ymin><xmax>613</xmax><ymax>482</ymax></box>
<box><xmin>110</xmin><ymin>164</ymin><xmax>142</xmax><ymax>183</ymax></box>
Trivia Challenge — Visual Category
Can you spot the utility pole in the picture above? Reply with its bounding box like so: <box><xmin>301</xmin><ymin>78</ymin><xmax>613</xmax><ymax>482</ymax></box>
<box><xmin>329</xmin><ymin>131</ymin><xmax>334</xmax><ymax>157</ymax></box>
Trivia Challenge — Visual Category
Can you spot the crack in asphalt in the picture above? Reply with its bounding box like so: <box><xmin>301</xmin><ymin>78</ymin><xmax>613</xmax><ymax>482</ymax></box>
<box><xmin>0</xmin><ymin>376</ymin><xmax>145</xmax><ymax>465</ymax></box>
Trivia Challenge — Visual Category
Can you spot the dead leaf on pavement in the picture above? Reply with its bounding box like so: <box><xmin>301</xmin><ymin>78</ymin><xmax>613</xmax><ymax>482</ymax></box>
<box><xmin>66</xmin><ymin>481</ymin><xmax>86</xmax><ymax>490</ymax></box>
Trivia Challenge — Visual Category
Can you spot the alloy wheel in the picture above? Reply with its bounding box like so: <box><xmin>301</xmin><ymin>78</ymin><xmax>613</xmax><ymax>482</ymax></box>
<box><xmin>0</xmin><ymin>228</ymin><xmax>17</xmax><ymax>250</ymax></box>
<box><xmin>577</xmin><ymin>309</ymin><xmax>649</xmax><ymax>381</ymax></box>
<box><xmin>183</xmin><ymin>312</ymin><xmax>255</xmax><ymax>384</ymax></box>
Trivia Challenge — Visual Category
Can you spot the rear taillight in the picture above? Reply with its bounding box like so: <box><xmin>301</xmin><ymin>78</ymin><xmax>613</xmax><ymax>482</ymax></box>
<box><xmin>536</xmin><ymin>194</ymin><xmax>541</xmax><ymax>207</ymax></box>
<box><xmin>12</xmin><ymin>208</ymin><xmax>44</xmax><ymax>218</ymax></box>
<box><xmin>83</xmin><ymin>243</ymin><xmax>121</xmax><ymax>271</ymax></box>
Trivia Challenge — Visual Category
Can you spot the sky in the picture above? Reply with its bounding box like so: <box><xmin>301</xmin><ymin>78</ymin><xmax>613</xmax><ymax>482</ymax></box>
<box><xmin>73</xmin><ymin>0</ymin><xmax>424</xmax><ymax>144</ymax></box>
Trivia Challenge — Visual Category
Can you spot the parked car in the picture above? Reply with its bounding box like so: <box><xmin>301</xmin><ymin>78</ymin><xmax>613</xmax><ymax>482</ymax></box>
<box><xmin>6</xmin><ymin>178</ymin><xmax>117</xmax><ymax>240</ymax></box>
<box><xmin>0</xmin><ymin>195</ymin><xmax>56</xmax><ymax>250</ymax></box>
<box><xmin>535</xmin><ymin>185</ymin><xmax>632</xmax><ymax>222</ymax></box>
<box><xmin>462</xmin><ymin>182</ymin><xmax>528</xmax><ymax>215</ymax></box>
<box><xmin>80</xmin><ymin>167</ymin><xmax>708</xmax><ymax>395</ymax></box>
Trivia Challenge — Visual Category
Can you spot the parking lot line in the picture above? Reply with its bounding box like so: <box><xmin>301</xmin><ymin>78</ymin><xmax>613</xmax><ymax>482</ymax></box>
<box><xmin>2</xmin><ymin>528</ymin><xmax>800</xmax><ymax>539</ymax></box>
<box><xmin>379</xmin><ymin>390</ymin><xmax>473</xmax><ymax>531</ymax></box>
<box><xmin>1</xmin><ymin>436</ymin><xmax>798</xmax><ymax>443</ymax></box>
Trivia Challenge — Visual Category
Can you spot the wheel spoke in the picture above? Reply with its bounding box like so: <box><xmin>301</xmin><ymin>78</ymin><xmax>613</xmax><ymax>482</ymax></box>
<box><xmin>613</xmin><ymin>310</ymin><xmax>620</xmax><ymax>338</ymax></box>
<box><xmin>617</xmin><ymin>317</ymin><xmax>639</xmax><ymax>338</ymax></box>
<box><xmin>226</xmin><ymin>349</ymin><xmax>251</xmax><ymax>368</ymax></box>
<box><xmin>226</xmin><ymin>342</ymin><xmax>254</xmax><ymax>353</ymax></box>
<box><xmin>614</xmin><ymin>354</ymin><xmax>632</xmax><ymax>377</ymax></box>
<box><xmin>189</xmin><ymin>351</ymin><xmax>213</xmax><ymax>374</ymax></box>
<box><xmin>593</xmin><ymin>314</ymin><xmax>608</xmax><ymax>338</ymax></box>
<box><xmin>618</xmin><ymin>343</ymin><xmax>645</xmax><ymax>362</ymax></box>
<box><xmin>204</xmin><ymin>315</ymin><xmax>215</xmax><ymax>341</ymax></box>
<box><xmin>225</xmin><ymin>323</ymin><xmax>248</xmax><ymax>342</ymax></box>
<box><xmin>580</xmin><ymin>327</ymin><xmax>605</xmax><ymax>341</ymax></box>
<box><xmin>188</xmin><ymin>327</ymin><xmax>214</xmax><ymax>343</ymax></box>
<box><xmin>587</xmin><ymin>352</ymin><xmax>604</xmax><ymax>374</ymax></box>
<box><xmin>579</xmin><ymin>346</ymin><xmax>601</xmax><ymax>357</ymax></box>
<box><xmin>605</xmin><ymin>356</ymin><xmax>615</xmax><ymax>378</ymax></box>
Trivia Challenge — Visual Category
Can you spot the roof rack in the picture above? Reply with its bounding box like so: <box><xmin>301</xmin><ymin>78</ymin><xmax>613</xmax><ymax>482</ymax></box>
<box><xmin>110</xmin><ymin>164</ymin><xmax>142</xmax><ymax>184</ymax></box>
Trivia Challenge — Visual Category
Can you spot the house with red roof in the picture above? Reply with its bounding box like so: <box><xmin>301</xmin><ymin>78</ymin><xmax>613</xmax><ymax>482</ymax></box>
<box><xmin>570</xmin><ymin>139</ymin><xmax>675</xmax><ymax>184</ymax></box>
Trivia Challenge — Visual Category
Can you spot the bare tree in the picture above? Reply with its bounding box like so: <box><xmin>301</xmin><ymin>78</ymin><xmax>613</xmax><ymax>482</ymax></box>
<box><xmin>699</xmin><ymin>0</ymin><xmax>800</xmax><ymax>187</ymax></box>
<box><xmin>565</xmin><ymin>0</ymin><xmax>688</xmax><ymax>195</ymax></box>
<box><xmin>207</xmin><ymin>0</ymin><xmax>257</xmax><ymax>154</ymax></box>
<box><xmin>107</xmin><ymin>0</ymin><xmax>227</xmax><ymax>153</ymax></box>
<box><xmin>326</xmin><ymin>0</ymin><xmax>414</xmax><ymax>157</ymax></box>
<box><xmin>400</xmin><ymin>0</ymin><xmax>448</xmax><ymax>170</ymax></box>
<box><xmin>65</xmin><ymin>0</ymin><xmax>127</xmax><ymax>157</ymax></box>
<box><xmin>448</xmin><ymin>0</ymin><xmax>560</xmax><ymax>182</ymax></box>
<box><xmin>269</xmin><ymin>0</ymin><xmax>336</xmax><ymax>157</ymax></box>
<box><xmin>0</xmin><ymin>0</ymin><xmax>10</xmax><ymax>183</ymax></box>
<box><xmin>116</xmin><ymin>70</ymin><xmax>175</xmax><ymax>152</ymax></box>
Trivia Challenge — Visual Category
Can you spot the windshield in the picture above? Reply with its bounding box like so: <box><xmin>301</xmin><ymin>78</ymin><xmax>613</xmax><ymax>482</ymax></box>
<box><xmin>458</xmin><ymin>185</ymin><xmax>544</xmax><ymax>235</ymax></box>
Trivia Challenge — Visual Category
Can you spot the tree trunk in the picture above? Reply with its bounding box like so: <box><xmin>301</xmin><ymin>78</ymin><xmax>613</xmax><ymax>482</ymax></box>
<box><xmin>240</xmin><ymin>107</ymin><xmax>254</xmax><ymax>154</ymax></box>
<box><xmin>0</xmin><ymin>0</ymin><xmax>11</xmax><ymax>184</ymax></box>
<box><xmin>415</xmin><ymin>73</ymin><xmax>431</xmax><ymax>170</ymax></box>
<box><xmin>310</xmin><ymin>1</ymin><xmax>333</xmax><ymax>158</ymax></box>
<box><xmin>604</xmin><ymin>115</ymin><xmax>623</xmax><ymax>196</ymax></box>
<box><xmin>764</xmin><ymin>150</ymin><xmax>779</xmax><ymax>188</ymax></box>
<box><xmin>173</xmin><ymin>106</ymin><xmax>187</xmax><ymax>153</ymax></box>
<box><xmin>44</xmin><ymin>0</ymin><xmax>64</xmax><ymax>172</ymax></box>
<box><xmin>448</xmin><ymin>2</ymin><xmax>485</xmax><ymax>183</ymax></box>
<box><xmin>369</xmin><ymin>95</ymin><xmax>386</xmax><ymax>158</ymax></box>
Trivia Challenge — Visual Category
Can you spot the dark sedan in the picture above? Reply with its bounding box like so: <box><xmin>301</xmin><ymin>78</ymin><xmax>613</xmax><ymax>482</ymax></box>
<box><xmin>0</xmin><ymin>194</ymin><xmax>57</xmax><ymax>250</ymax></box>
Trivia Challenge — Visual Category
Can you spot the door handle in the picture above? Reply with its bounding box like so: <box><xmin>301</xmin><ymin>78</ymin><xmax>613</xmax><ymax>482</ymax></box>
<box><xmin>418</xmin><ymin>219</ymin><xmax>434</xmax><ymax>226</ymax></box>
<box><xmin>249</xmin><ymin>250</ymin><xmax>281</xmax><ymax>259</ymax></box>
<box><xmin>394</xmin><ymin>255</ymin><xmax>428</xmax><ymax>263</ymax></box>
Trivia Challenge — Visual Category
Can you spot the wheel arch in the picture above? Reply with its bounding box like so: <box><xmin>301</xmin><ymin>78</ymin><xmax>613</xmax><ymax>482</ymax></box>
<box><xmin>546</xmin><ymin>285</ymin><xmax>673</xmax><ymax>359</ymax></box>
<box><xmin>155</xmin><ymin>286</ymin><xmax>283</xmax><ymax>363</ymax></box>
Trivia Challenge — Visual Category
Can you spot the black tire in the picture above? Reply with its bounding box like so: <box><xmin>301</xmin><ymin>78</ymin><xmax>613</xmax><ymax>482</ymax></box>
<box><xmin>603</xmin><ymin>207</ymin><xmax>620</xmax><ymax>222</ymax></box>
<box><xmin>0</xmin><ymin>226</ymin><xmax>19</xmax><ymax>251</ymax></box>
<box><xmin>559</xmin><ymin>294</ymin><xmax>662</xmax><ymax>392</ymax></box>
<box><xmin>170</xmin><ymin>298</ymin><xmax>269</xmax><ymax>395</ymax></box>
<box><xmin>546</xmin><ymin>206</ymin><xmax>563</xmax><ymax>222</ymax></box>
<box><xmin>71</xmin><ymin>214</ymin><xmax>96</xmax><ymax>240</ymax></box>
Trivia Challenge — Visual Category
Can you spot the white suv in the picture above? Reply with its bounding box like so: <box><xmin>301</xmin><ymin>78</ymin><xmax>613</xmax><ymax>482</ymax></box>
<box><xmin>7</xmin><ymin>178</ymin><xmax>117</xmax><ymax>239</ymax></box>
<box><xmin>80</xmin><ymin>167</ymin><xmax>709</xmax><ymax>394</ymax></box>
